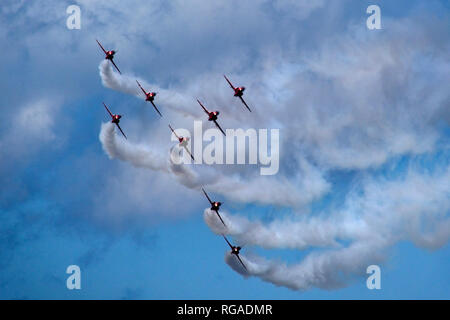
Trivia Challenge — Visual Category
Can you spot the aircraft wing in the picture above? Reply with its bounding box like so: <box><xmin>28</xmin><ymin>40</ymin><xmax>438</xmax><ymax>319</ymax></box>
<box><xmin>197</xmin><ymin>99</ymin><xmax>209</xmax><ymax>115</ymax></box>
<box><xmin>96</xmin><ymin>39</ymin><xmax>107</xmax><ymax>55</ymax></box>
<box><xmin>110</xmin><ymin>59</ymin><xmax>122</xmax><ymax>74</ymax></box>
<box><xmin>169</xmin><ymin>125</ymin><xmax>180</xmax><ymax>139</ymax></box>
<box><xmin>236</xmin><ymin>254</ymin><xmax>247</xmax><ymax>270</ymax></box>
<box><xmin>136</xmin><ymin>80</ymin><xmax>147</xmax><ymax>95</ymax></box>
<box><xmin>103</xmin><ymin>102</ymin><xmax>113</xmax><ymax>118</ymax></box>
<box><xmin>213</xmin><ymin>120</ymin><xmax>226</xmax><ymax>136</ymax></box>
<box><xmin>223</xmin><ymin>235</ymin><xmax>233</xmax><ymax>250</ymax></box>
<box><xmin>239</xmin><ymin>96</ymin><xmax>252</xmax><ymax>112</ymax></box>
<box><xmin>151</xmin><ymin>101</ymin><xmax>163</xmax><ymax>117</ymax></box>
<box><xmin>202</xmin><ymin>188</ymin><xmax>213</xmax><ymax>205</ymax></box>
<box><xmin>183</xmin><ymin>145</ymin><xmax>195</xmax><ymax>161</ymax></box>
<box><xmin>213</xmin><ymin>209</ymin><xmax>226</xmax><ymax>227</ymax></box>
<box><xmin>115</xmin><ymin>123</ymin><xmax>127</xmax><ymax>139</ymax></box>
<box><xmin>223</xmin><ymin>75</ymin><xmax>235</xmax><ymax>90</ymax></box>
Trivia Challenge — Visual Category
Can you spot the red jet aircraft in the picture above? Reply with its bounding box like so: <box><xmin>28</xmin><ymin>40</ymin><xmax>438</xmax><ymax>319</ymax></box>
<box><xmin>96</xmin><ymin>39</ymin><xmax>121</xmax><ymax>74</ymax></box>
<box><xmin>202</xmin><ymin>188</ymin><xmax>226</xmax><ymax>227</ymax></box>
<box><xmin>103</xmin><ymin>102</ymin><xmax>127</xmax><ymax>139</ymax></box>
<box><xmin>223</xmin><ymin>235</ymin><xmax>247</xmax><ymax>270</ymax></box>
<box><xmin>169</xmin><ymin>124</ymin><xmax>194</xmax><ymax>161</ymax></box>
<box><xmin>224</xmin><ymin>75</ymin><xmax>251</xmax><ymax>112</ymax></box>
<box><xmin>197</xmin><ymin>99</ymin><xmax>226</xmax><ymax>136</ymax></box>
<box><xmin>136</xmin><ymin>80</ymin><xmax>162</xmax><ymax>117</ymax></box>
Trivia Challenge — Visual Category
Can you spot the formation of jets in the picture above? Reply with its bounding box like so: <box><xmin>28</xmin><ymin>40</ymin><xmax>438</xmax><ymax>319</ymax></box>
<box><xmin>97</xmin><ymin>40</ymin><xmax>248</xmax><ymax>271</ymax></box>
<box><xmin>202</xmin><ymin>188</ymin><xmax>247</xmax><ymax>270</ymax></box>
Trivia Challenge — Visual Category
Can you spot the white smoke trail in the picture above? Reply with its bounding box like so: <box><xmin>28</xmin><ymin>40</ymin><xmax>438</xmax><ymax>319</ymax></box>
<box><xmin>204</xmin><ymin>209</ymin><xmax>353</xmax><ymax>250</ymax></box>
<box><xmin>100</xmin><ymin>118</ymin><xmax>324</xmax><ymax>206</ymax></box>
<box><xmin>99</xmin><ymin>61</ymin><xmax>197</xmax><ymax>117</ymax></box>
<box><xmin>96</xmin><ymin>11</ymin><xmax>450</xmax><ymax>291</ymax></box>
<box><xmin>98</xmin><ymin>59</ymin><xmax>331</xmax><ymax>206</ymax></box>
<box><xmin>174</xmin><ymin>157</ymin><xmax>329</xmax><ymax>207</ymax></box>
<box><xmin>224</xmin><ymin>240</ymin><xmax>387</xmax><ymax>290</ymax></box>
<box><xmin>98</xmin><ymin>55</ymin><xmax>450</xmax><ymax>290</ymax></box>
<box><xmin>206</xmin><ymin>165</ymin><xmax>450</xmax><ymax>290</ymax></box>
<box><xmin>224</xmin><ymin>252</ymin><xmax>251</xmax><ymax>277</ymax></box>
<box><xmin>99</xmin><ymin>122</ymin><xmax>169</xmax><ymax>172</ymax></box>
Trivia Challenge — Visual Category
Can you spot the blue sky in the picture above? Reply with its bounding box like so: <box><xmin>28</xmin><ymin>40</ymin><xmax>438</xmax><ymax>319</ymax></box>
<box><xmin>0</xmin><ymin>0</ymin><xmax>449</xmax><ymax>299</ymax></box>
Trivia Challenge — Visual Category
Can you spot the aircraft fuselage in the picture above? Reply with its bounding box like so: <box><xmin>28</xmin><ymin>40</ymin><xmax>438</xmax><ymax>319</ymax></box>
<box><xmin>232</xmin><ymin>246</ymin><xmax>241</xmax><ymax>255</ymax></box>
<box><xmin>234</xmin><ymin>87</ymin><xmax>245</xmax><ymax>97</ymax></box>
<box><xmin>106</xmin><ymin>51</ymin><xmax>115</xmax><ymax>60</ymax></box>
<box><xmin>179</xmin><ymin>137</ymin><xmax>189</xmax><ymax>147</ymax></box>
<box><xmin>146</xmin><ymin>93</ymin><xmax>156</xmax><ymax>101</ymax></box>
<box><xmin>211</xmin><ymin>202</ymin><xmax>221</xmax><ymax>211</ymax></box>
<box><xmin>208</xmin><ymin>112</ymin><xmax>219</xmax><ymax>121</ymax></box>
<box><xmin>112</xmin><ymin>115</ymin><xmax>121</xmax><ymax>123</ymax></box>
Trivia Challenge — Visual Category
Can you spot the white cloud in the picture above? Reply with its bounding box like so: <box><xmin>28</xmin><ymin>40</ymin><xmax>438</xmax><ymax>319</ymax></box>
<box><xmin>0</xmin><ymin>99</ymin><xmax>62</xmax><ymax>164</ymax></box>
<box><xmin>273</xmin><ymin>0</ymin><xmax>325</xmax><ymax>20</ymax></box>
<box><xmin>15</xmin><ymin>99</ymin><xmax>57</xmax><ymax>141</ymax></box>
